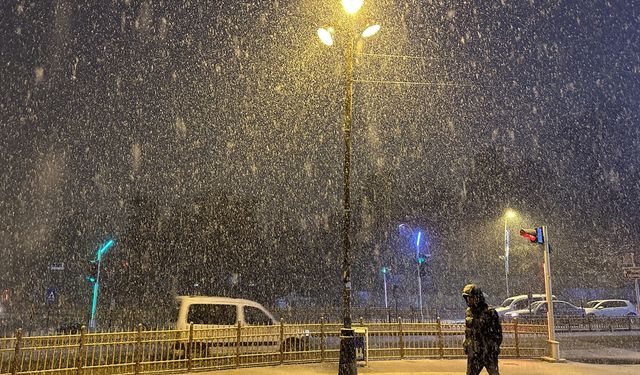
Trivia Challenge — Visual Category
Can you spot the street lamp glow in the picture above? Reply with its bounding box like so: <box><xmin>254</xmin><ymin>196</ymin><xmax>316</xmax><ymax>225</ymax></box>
<box><xmin>361</xmin><ymin>24</ymin><xmax>380</xmax><ymax>38</ymax></box>
<box><xmin>317</xmin><ymin>28</ymin><xmax>334</xmax><ymax>46</ymax></box>
<box><xmin>505</xmin><ymin>209</ymin><xmax>517</xmax><ymax>219</ymax></box>
<box><xmin>342</xmin><ymin>0</ymin><xmax>364</xmax><ymax>14</ymax></box>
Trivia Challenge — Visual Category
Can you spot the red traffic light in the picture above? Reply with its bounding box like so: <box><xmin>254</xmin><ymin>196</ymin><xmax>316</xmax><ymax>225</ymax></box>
<box><xmin>519</xmin><ymin>228</ymin><xmax>544</xmax><ymax>244</ymax></box>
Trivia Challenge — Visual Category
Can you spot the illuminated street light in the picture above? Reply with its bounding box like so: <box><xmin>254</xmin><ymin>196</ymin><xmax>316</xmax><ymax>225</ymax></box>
<box><xmin>398</xmin><ymin>223</ymin><xmax>426</xmax><ymax>322</ymax></box>
<box><xmin>317</xmin><ymin>28</ymin><xmax>334</xmax><ymax>46</ymax></box>
<box><xmin>88</xmin><ymin>238</ymin><xmax>115</xmax><ymax>329</ymax></box>
<box><xmin>342</xmin><ymin>0</ymin><xmax>364</xmax><ymax>14</ymax></box>
<box><xmin>316</xmin><ymin>2</ymin><xmax>380</xmax><ymax>374</ymax></box>
<box><xmin>503</xmin><ymin>209</ymin><xmax>517</xmax><ymax>296</ymax></box>
<box><xmin>361</xmin><ymin>24</ymin><xmax>380</xmax><ymax>38</ymax></box>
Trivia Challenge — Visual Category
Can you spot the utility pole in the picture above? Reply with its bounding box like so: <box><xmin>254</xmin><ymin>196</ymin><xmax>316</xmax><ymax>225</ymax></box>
<box><xmin>88</xmin><ymin>239</ymin><xmax>115</xmax><ymax>329</ymax></box>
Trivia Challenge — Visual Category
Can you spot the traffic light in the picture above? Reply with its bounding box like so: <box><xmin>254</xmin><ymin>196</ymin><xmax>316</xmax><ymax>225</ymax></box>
<box><xmin>519</xmin><ymin>227</ymin><xmax>544</xmax><ymax>244</ymax></box>
<box><xmin>85</xmin><ymin>261</ymin><xmax>98</xmax><ymax>283</ymax></box>
<box><xmin>417</xmin><ymin>252</ymin><xmax>431</xmax><ymax>264</ymax></box>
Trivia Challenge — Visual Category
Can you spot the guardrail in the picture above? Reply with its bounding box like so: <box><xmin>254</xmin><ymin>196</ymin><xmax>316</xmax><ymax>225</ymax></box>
<box><xmin>506</xmin><ymin>316</ymin><xmax>640</xmax><ymax>332</ymax></box>
<box><xmin>0</xmin><ymin>318</ymin><xmax>547</xmax><ymax>375</ymax></box>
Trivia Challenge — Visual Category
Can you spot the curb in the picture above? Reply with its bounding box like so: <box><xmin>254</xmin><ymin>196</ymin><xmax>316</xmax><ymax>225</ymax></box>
<box><xmin>566</xmin><ymin>357</ymin><xmax>640</xmax><ymax>365</ymax></box>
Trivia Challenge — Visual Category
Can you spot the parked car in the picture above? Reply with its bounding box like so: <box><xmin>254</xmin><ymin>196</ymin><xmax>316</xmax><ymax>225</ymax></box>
<box><xmin>174</xmin><ymin>296</ymin><xmax>310</xmax><ymax>357</ymax></box>
<box><xmin>584</xmin><ymin>299</ymin><xmax>638</xmax><ymax>317</ymax></box>
<box><xmin>504</xmin><ymin>300</ymin><xmax>585</xmax><ymax>320</ymax></box>
<box><xmin>495</xmin><ymin>294</ymin><xmax>555</xmax><ymax>318</ymax></box>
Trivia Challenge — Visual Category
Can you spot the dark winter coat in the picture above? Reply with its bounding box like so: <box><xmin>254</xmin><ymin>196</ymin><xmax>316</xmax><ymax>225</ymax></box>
<box><xmin>463</xmin><ymin>286</ymin><xmax>503</xmax><ymax>358</ymax></box>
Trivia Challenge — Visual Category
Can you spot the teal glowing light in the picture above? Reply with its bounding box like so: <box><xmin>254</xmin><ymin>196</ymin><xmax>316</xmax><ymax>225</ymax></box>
<box><xmin>89</xmin><ymin>238</ymin><xmax>116</xmax><ymax>328</ymax></box>
<box><xmin>96</xmin><ymin>239</ymin><xmax>115</xmax><ymax>261</ymax></box>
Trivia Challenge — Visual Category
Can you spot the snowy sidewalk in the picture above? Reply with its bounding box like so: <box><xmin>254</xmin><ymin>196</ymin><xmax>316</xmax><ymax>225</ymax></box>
<box><xmin>193</xmin><ymin>359</ymin><xmax>639</xmax><ymax>375</ymax></box>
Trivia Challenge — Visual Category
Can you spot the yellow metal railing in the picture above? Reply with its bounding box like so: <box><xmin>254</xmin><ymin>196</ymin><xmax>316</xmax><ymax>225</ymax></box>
<box><xmin>0</xmin><ymin>319</ymin><xmax>547</xmax><ymax>375</ymax></box>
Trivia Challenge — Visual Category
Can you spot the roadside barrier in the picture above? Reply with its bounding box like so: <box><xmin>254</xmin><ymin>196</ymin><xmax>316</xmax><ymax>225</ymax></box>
<box><xmin>0</xmin><ymin>319</ymin><xmax>547</xmax><ymax>375</ymax></box>
<box><xmin>507</xmin><ymin>316</ymin><xmax>640</xmax><ymax>332</ymax></box>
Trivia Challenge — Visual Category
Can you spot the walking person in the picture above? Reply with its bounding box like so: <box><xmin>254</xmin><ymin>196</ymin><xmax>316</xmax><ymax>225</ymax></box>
<box><xmin>462</xmin><ymin>283</ymin><xmax>503</xmax><ymax>375</ymax></box>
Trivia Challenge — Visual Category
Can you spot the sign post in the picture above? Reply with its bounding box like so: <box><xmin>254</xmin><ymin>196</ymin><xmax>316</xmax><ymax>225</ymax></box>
<box><xmin>45</xmin><ymin>288</ymin><xmax>58</xmax><ymax>333</ymax></box>
<box><xmin>622</xmin><ymin>253</ymin><xmax>640</xmax><ymax>314</ymax></box>
<box><xmin>519</xmin><ymin>225</ymin><xmax>561</xmax><ymax>362</ymax></box>
<box><xmin>540</xmin><ymin>226</ymin><xmax>559</xmax><ymax>362</ymax></box>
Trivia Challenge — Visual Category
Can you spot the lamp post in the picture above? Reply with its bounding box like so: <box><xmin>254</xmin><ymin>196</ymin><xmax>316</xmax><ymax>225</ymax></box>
<box><xmin>504</xmin><ymin>209</ymin><xmax>516</xmax><ymax>297</ymax></box>
<box><xmin>415</xmin><ymin>231</ymin><xmax>424</xmax><ymax>322</ymax></box>
<box><xmin>317</xmin><ymin>2</ymin><xmax>380</xmax><ymax>374</ymax></box>
<box><xmin>398</xmin><ymin>224</ymin><xmax>425</xmax><ymax>321</ymax></box>
<box><xmin>381</xmin><ymin>266</ymin><xmax>390</xmax><ymax>322</ymax></box>
<box><xmin>88</xmin><ymin>239</ymin><xmax>115</xmax><ymax>329</ymax></box>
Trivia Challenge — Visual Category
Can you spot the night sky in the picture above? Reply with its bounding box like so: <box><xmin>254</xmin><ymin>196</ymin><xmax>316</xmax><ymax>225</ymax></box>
<box><xmin>1</xmin><ymin>1</ymin><xmax>639</xmax><ymax>318</ymax></box>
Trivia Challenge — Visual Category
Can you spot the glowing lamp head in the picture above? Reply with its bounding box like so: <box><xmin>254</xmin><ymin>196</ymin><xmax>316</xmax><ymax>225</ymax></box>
<box><xmin>361</xmin><ymin>24</ymin><xmax>380</xmax><ymax>38</ymax></box>
<box><xmin>317</xmin><ymin>28</ymin><xmax>334</xmax><ymax>46</ymax></box>
<box><xmin>342</xmin><ymin>0</ymin><xmax>364</xmax><ymax>14</ymax></box>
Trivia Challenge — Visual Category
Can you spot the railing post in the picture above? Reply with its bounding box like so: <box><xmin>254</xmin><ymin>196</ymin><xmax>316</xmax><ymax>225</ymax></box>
<box><xmin>398</xmin><ymin>317</ymin><xmax>404</xmax><ymax>359</ymax></box>
<box><xmin>629</xmin><ymin>315</ymin><xmax>633</xmax><ymax>331</ymax></box>
<box><xmin>587</xmin><ymin>315</ymin><xmax>592</xmax><ymax>331</ymax></box>
<box><xmin>187</xmin><ymin>322</ymin><xmax>194</xmax><ymax>371</ymax></box>
<box><xmin>76</xmin><ymin>325</ymin><xmax>86</xmax><ymax>375</ymax></box>
<box><xmin>436</xmin><ymin>317</ymin><xmax>444</xmax><ymax>358</ymax></box>
<box><xmin>320</xmin><ymin>317</ymin><xmax>325</xmax><ymax>362</ymax></box>
<box><xmin>134</xmin><ymin>324</ymin><xmax>142</xmax><ymax>375</ymax></box>
<box><xmin>235</xmin><ymin>321</ymin><xmax>242</xmax><ymax>368</ymax></box>
<box><xmin>10</xmin><ymin>328</ymin><xmax>22</xmax><ymax>375</ymax></box>
<box><xmin>279</xmin><ymin>318</ymin><xmax>285</xmax><ymax>365</ymax></box>
<box><xmin>514</xmin><ymin>319</ymin><xmax>520</xmax><ymax>358</ymax></box>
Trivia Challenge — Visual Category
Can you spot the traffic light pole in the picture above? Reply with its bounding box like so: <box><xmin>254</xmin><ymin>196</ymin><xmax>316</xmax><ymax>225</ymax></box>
<box><xmin>89</xmin><ymin>259</ymin><xmax>102</xmax><ymax>329</ymax></box>
<box><xmin>541</xmin><ymin>226</ymin><xmax>560</xmax><ymax>362</ymax></box>
<box><xmin>88</xmin><ymin>239</ymin><xmax>115</xmax><ymax>330</ymax></box>
<box><xmin>417</xmin><ymin>262</ymin><xmax>424</xmax><ymax>322</ymax></box>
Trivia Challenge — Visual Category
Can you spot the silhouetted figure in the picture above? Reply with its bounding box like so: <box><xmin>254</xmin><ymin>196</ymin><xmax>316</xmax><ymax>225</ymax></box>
<box><xmin>462</xmin><ymin>284</ymin><xmax>503</xmax><ymax>375</ymax></box>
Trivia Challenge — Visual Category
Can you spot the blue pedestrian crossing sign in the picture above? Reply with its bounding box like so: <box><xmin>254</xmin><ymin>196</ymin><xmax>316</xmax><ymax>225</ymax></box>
<box><xmin>45</xmin><ymin>288</ymin><xmax>58</xmax><ymax>305</ymax></box>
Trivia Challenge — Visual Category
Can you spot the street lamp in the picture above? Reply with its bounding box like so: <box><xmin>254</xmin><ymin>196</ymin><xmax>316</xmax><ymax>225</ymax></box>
<box><xmin>503</xmin><ymin>209</ymin><xmax>517</xmax><ymax>297</ymax></box>
<box><xmin>316</xmin><ymin>2</ymin><xmax>380</xmax><ymax>374</ymax></box>
<box><xmin>381</xmin><ymin>266</ymin><xmax>390</xmax><ymax>322</ymax></box>
<box><xmin>398</xmin><ymin>223</ymin><xmax>426</xmax><ymax>322</ymax></box>
<box><xmin>88</xmin><ymin>239</ymin><xmax>115</xmax><ymax>329</ymax></box>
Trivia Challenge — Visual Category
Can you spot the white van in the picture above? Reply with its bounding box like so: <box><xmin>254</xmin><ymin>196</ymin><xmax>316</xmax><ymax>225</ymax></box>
<box><xmin>176</xmin><ymin>296</ymin><xmax>278</xmax><ymax>329</ymax></box>
<box><xmin>174</xmin><ymin>296</ymin><xmax>309</xmax><ymax>356</ymax></box>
